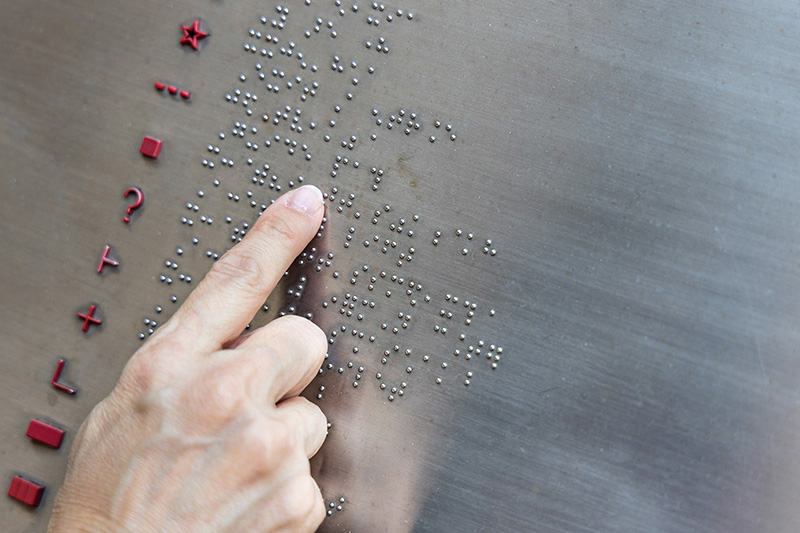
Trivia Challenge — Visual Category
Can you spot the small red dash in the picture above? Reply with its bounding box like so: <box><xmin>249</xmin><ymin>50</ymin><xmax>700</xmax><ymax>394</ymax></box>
<box><xmin>26</xmin><ymin>420</ymin><xmax>65</xmax><ymax>448</ymax></box>
<box><xmin>180</xmin><ymin>89</ymin><xmax>191</xmax><ymax>99</ymax></box>
<box><xmin>8</xmin><ymin>476</ymin><xmax>45</xmax><ymax>507</ymax></box>
<box><xmin>167</xmin><ymin>85</ymin><xmax>178</xmax><ymax>95</ymax></box>
<box><xmin>140</xmin><ymin>136</ymin><xmax>163</xmax><ymax>159</ymax></box>
<box><xmin>154</xmin><ymin>81</ymin><xmax>166</xmax><ymax>90</ymax></box>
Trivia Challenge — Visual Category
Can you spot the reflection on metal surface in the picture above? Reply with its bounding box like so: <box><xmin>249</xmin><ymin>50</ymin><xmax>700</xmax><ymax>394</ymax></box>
<box><xmin>2</xmin><ymin>0</ymin><xmax>800</xmax><ymax>531</ymax></box>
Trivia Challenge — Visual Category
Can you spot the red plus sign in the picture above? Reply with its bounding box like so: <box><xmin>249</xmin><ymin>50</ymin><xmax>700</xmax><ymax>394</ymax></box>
<box><xmin>77</xmin><ymin>304</ymin><xmax>102</xmax><ymax>333</ymax></box>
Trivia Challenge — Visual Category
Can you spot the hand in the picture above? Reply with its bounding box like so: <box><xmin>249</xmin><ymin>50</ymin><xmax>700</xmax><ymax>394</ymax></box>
<box><xmin>49</xmin><ymin>186</ymin><xmax>328</xmax><ymax>532</ymax></box>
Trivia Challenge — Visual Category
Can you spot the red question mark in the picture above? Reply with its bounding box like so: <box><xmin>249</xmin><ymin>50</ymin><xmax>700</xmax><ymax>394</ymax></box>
<box><xmin>123</xmin><ymin>187</ymin><xmax>144</xmax><ymax>223</ymax></box>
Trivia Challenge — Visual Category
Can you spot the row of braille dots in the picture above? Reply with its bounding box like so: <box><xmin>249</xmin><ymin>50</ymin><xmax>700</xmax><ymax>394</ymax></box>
<box><xmin>343</xmin><ymin>217</ymin><xmax>419</xmax><ymax>268</ymax></box>
<box><xmin>319</xmin><ymin>303</ymin><xmax>485</xmax><ymax>394</ymax></box>
<box><xmin>326</xmin><ymin>271</ymin><xmax>430</xmax><ymax>310</ymax></box>
<box><xmin>366</xmin><ymin>2</ymin><xmax>415</xmax><ymax>27</ymax></box>
<box><xmin>320</xmin><ymin>276</ymin><xmax>505</xmax><ymax>388</ymax></box>
<box><xmin>370</xmin><ymin>107</ymin><xmax>420</xmax><ymax>139</ymax></box>
<box><xmin>318</xmin><ymin>358</ymin><xmax>366</xmax><ymax>396</ymax></box>
<box><xmin>436</xmin><ymin>295</ymin><xmax>495</xmax><ymax>329</ymax></box>
<box><xmin>329</xmin><ymin>157</ymin><xmax>364</xmax><ymax>184</ymax></box>
<box><xmin>242</xmin><ymin>33</ymin><xmax>327</xmax><ymax>101</ymax></box>
<box><xmin>298</xmin><ymin>245</ymin><xmax>335</xmax><ymax>274</ymax></box>
<box><xmin>321</xmin><ymin>279</ymin><xmax>428</xmax><ymax>350</ymax></box>
<box><xmin>327</xmin><ymin>196</ymin><xmax>418</xmax><ymax>263</ymax></box>
<box><xmin>369</xmin><ymin>108</ymin><xmax>457</xmax><ymax>143</ymax></box>
<box><xmin>214</xmin><ymin>115</ymin><xmax>316</xmax><ymax>162</ymax></box>
<box><xmin>432</xmin><ymin>228</ymin><xmax>497</xmax><ymax>256</ymax></box>
<box><xmin>330</xmin><ymin>55</ymin><xmax>373</xmax><ymax>81</ymax></box>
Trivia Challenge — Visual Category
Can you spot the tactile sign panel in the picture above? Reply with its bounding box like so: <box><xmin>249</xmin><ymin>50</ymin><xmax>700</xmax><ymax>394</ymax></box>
<box><xmin>4</xmin><ymin>0</ymin><xmax>800</xmax><ymax>532</ymax></box>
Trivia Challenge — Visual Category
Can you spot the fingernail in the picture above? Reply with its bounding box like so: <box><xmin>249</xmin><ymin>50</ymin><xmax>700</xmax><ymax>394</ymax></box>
<box><xmin>282</xmin><ymin>185</ymin><xmax>324</xmax><ymax>217</ymax></box>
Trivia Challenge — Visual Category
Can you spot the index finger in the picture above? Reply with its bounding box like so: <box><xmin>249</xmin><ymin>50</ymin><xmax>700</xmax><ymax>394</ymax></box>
<box><xmin>168</xmin><ymin>185</ymin><xmax>324</xmax><ymax>352</ymax></box>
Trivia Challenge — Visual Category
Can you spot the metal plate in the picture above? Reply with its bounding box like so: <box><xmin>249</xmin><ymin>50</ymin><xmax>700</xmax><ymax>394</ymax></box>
<box><xmin>2</xmin><ymin>1</ymin><xmax>800</xmax><ymax>531</ymax></box>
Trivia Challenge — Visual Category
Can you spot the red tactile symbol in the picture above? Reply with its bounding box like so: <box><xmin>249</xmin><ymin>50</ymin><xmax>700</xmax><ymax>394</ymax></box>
<box><xmin>52</xmin><ymin>358</ymin><xmax>77</xmax><ymax>395</ymax></box>
<box><xmin>180</xmin><ymin>20</ymin><xmax>208</xmax><ymax>50</ymax></box>
<box><xmin>123</xmin><ymin>187</ymin><xmax>144</xmax><ymax>223</ymax></box>
<box><xmin>97</xmin><ymin>245</ymin><xmax>120</xmax><ymax>273</ymax></box>
<box><xmin>77</xmin><ymin>304</ymin><xmax>102</xmax><ymax>333</ymax></box>
<box><xmin>26</xmin><ymin>420</ymin><xmax>65</xmax><ymax>448</ymax></box>
<box><xmin>154</xmin><ymin>81</ymin><xmax>192</xmax><ymax>100</ymax></box>
<box><xmin>8</xmin><ymin>476</ymin><xmax>45</xmax><ymax>507</ymax></box>
<box><xmin>140</xmin><ymin>136</ymin><xmax>163</xmax><ymax>159</ymax></box>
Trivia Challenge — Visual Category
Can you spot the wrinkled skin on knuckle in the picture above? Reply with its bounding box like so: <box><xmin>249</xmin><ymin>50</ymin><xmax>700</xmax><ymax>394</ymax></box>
<box><xmin>117</xmin><ymin>351</ymin><xmax>163</xmax><ymax>399</ymax></box>
<box><xmin>116</xmin><ymin>336</ymin><xmax>187</xmax><ymax>399</ymax></box>
<box><xmin>254</xmin><ymin>211</ymin><xmax>304</xmax><ymax>249</ymax></box>
<box><xmin>205</xmin><ymin>248</ymin><xmax>267</xmax><ymax>300</ymax></box>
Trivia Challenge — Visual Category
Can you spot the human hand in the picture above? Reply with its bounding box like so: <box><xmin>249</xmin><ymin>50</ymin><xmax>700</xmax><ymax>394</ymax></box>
<box><xmin>48</xmin><ymin>185</ymin><xmax>328</xmax><ymax>532</ymax></box>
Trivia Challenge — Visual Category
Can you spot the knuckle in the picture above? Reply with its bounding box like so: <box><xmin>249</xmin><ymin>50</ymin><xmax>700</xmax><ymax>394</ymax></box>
<box><xmin>118</xmin><ymin>349</ymin><xmax>162</xmax><ymax>396</ymax></box>
<box><xmin>255</xmin><ymin>211</ymin><xmax>304</xmax><ymax>247</ymax></box>
<box><xmin>204</xmin><ymin>248</ymin><xmax>265</xmax><ymax>297</ymax></box>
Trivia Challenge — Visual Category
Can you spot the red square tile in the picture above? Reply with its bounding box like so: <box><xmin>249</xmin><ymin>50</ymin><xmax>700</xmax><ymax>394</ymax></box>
<box><xmin>26</xmin><ymin>419</ymin><xmax>65</xmax><ymax>448</ymax></box>
<box><xmin>8</xmin><ymin>476</ymin><xmax>45</xmax><ymax>507</ymax></box>
<box><xmin>140</xmin><ymin>136</ymin><xmax>163</xmax><ymax>159</ymax></box>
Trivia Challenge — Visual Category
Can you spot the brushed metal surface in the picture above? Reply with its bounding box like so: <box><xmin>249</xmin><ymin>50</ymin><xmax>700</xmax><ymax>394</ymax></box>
<box><xmin>2</xmin><ymin>1</ymin><xmax>800</xmax><ymax>532</ymax></box>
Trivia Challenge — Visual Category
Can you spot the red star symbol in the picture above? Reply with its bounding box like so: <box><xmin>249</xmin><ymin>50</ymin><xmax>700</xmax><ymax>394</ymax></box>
<box><xmin>180</xmin><ymin>20</ymin><xmax>208</xmax><ymax>51</ymax></box>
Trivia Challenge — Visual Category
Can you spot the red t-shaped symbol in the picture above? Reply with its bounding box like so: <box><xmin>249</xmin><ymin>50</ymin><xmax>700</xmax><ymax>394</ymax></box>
<box><xmin>97</xmin><ymin>245</ymin><xmax>120</xmax><ymax>273</ymax></box>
